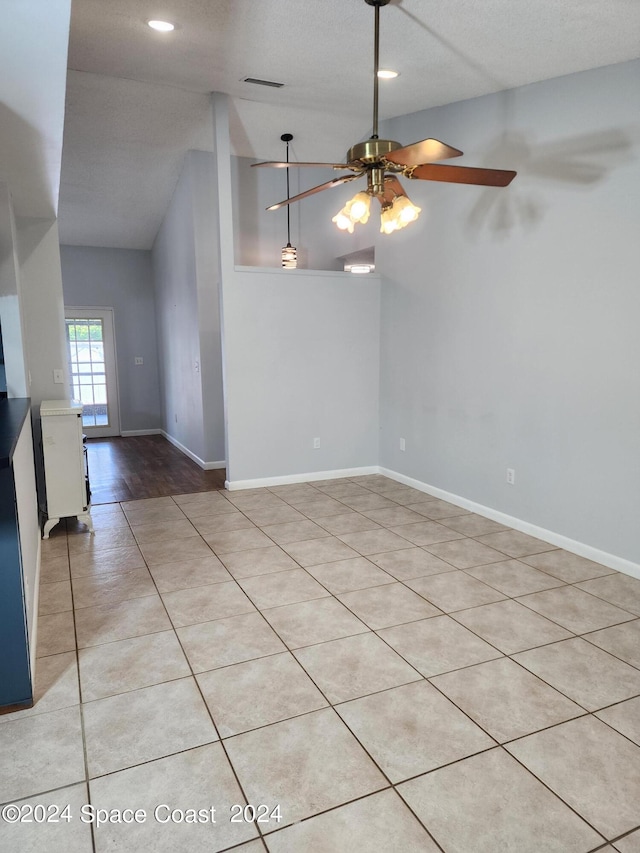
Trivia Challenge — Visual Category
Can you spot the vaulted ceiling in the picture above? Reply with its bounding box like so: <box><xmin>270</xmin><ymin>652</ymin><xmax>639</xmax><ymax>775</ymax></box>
<box><xmin>58</xmin><ymin>0</ymin><xmax>640</xmax><ymax>249</ymax></box>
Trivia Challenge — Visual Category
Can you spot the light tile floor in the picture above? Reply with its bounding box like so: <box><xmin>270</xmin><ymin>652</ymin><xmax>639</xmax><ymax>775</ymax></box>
<box><xmin>2</xmin><ymin>475</ymin><xmax>640</xmax><ymax>852</ymax></box>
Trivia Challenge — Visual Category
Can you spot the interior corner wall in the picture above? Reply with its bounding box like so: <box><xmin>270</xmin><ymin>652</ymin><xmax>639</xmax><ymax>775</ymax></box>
<box><xmin>12</xmin><ymin>218</ymin><xmax>69</xmax><ymax>505</ymax></box>
<box><xmin>377</xmin><ymin>59</ymin><xmax>640</xmax><ymax>564</ymax></box>
<box><xmin>18</xmin><ymin>219</ymin><xmax>71</xmax><ymax>407</ymax></box>
<box><xmin>152</xmin><ymin>154</ymin><xmax>206</xmax><ymax>460</ymax></box>
<box><xmin>0</xmin><ymin>185</ymin><xmax>29</xmax><ymax>398</ymax></box>
<box><xmin>152</xmin><ymin>150</ymin><xmax>225</xmax><ymax>466</ymax></box>
<box><xmin>190</xmin><ymin>151</ymin><xmax>225</xmax><ymax>465</ymax></box>
<box><xmin>59</xmin><ymin>244</ymin><xmax>162</xmax><ymax>433</ymax></box>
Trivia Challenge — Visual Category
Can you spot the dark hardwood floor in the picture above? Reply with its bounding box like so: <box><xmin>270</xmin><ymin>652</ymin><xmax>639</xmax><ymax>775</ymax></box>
<box><xmin>86</xmin><ymin>435</ymin><xmax>226</xmax><ymax>503</ymax></box>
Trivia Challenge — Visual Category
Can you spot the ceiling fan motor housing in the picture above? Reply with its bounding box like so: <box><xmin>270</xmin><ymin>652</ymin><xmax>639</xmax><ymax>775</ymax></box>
<box><xmin>347</xmin><ymin>138</ymin><xmax>402</xmax><ymax>166</ymax></box>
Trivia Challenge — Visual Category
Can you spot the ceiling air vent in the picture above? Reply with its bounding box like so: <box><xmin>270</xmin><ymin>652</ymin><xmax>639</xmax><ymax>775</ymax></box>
<box><xmin>243</xmin><ymin>77</ymin><xmax>284</xmax><ymax>88</ymax></box>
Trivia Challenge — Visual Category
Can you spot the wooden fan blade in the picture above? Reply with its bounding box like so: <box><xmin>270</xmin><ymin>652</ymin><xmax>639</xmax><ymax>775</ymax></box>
<box><xmin>409</xmin><ymin>163</ymin><xmax>516</xmax><ymax>187</ymax></box>
<box><xmin>253</xmin><ymin>161</ymin><xmax>354</xmax><ymax>170</ymax></box>
<box><xmin>382</xmin><ymin>175</ymin><xmax>407</xmax><ymax>204</ymax></box>
<box><xmin>385</xmin><ymin>138</ymin><xmax>463</xmax><ymax>167</ymax></box>
<box><xmin>266</xmin><ymin>173</ymin><xmax>363</xmax><ymax>210</ymax></box>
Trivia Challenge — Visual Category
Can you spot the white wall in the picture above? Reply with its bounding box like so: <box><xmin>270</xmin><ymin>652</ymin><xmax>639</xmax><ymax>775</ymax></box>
<box><xmin>13</xmin><ymin>417</ymin><xmax>41</xmax><ymax>670</ymax></box>
<box><xmin>190</xmin><ymin>151</ymin><xmax>225</xmax><ymax>465</ymax></box>
<box><xmin>377</xmin><ymin>59</ymin><xmax>640</xmax><ymax>563</ymax></box>
<box><xmin>0</xmin><ymin>195</ymin><xmax>71</xmax><ymax>505</ymax></box>
<box><xmin>17</xmin><ymin>219</ymin><xmax>70</xmax><ymax>405</ymax></box>
<box><xmin>153</xmin><ymin>154</ymin><xmax>206</xmax><ymax>459</ymax></box>
<box><xmin>60</xmin><ymin>245</ymin><xmax>162</xmax><ymax>432</ymax></box>
<box><xmin>152</xmin><ymin>150</ymin><xmax>225</xmax><ymax>466</ymax></box>
<box><xmin>15</xmin><ymin>218</ymin><xmax>70</xmax><ymax>506</ymax></box>
<box><xmin>0</xmin><ymin>185</ymin><xmax>29</xmax><ymax>398</ymax></box>
<box><xmin>0</xmin><ymin>0</ymin><xmax>71</xmax><ymax>219</ymax></box>
<box><xmin>0</xmin><ymin>2</ymin><xmax>70</xmax><ymax>681</ymax></box>
<box><xmin>223</xmin><ymin>267</ymin><xmax>380</xmax><ymax>484</ymax></box>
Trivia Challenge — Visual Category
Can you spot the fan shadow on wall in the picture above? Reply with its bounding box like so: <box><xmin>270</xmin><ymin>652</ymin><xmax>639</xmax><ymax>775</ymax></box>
<box><xmin>466</xmin><ymin>127</ymin><xmax>635</xmax><ymax>238</ymax></box>
<box><xmin>396</xmin><ymin>5</ymin><xmax>636</xmax><ymax>238</ymax></box>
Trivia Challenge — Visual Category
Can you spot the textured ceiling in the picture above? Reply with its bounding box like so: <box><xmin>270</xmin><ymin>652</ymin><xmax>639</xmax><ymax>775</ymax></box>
<box><xmin>0</xmin><ymin>0</ymin><xmax>70</xmax><ymax>220</ymax></box>
<box><xmin>58</xmin><ymin>0</ymin><xmax>640</xmax><ymax>249</ymax></box>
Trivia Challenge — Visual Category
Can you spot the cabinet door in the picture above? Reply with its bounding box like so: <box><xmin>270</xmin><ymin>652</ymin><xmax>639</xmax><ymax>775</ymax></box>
<box><xmin>42</xmin><ymin>413</ymin><xmax>86</xmax><ymax>516</ymax></box>
<box><xmin>0</xmin><ymin>465</ymin><xmax>32</xmax><ymax>708</ymax></box>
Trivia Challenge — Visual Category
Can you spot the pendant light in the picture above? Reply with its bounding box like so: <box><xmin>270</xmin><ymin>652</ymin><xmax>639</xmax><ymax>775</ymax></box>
<box><xmin>280</xmin><ymin>133</ymin><xmax>298</xmax><ymax>268</ymax></box>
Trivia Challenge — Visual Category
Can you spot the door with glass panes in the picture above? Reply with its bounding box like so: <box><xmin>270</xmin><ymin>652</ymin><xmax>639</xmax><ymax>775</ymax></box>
<box><xmin>65</xmin><ymin>308</ymin><xmax>120</xmax><ymax>437</ymax></box>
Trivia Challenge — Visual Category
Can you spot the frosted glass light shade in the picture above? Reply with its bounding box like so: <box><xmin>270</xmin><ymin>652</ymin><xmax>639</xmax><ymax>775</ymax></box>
<box><xmin>332</xmin><ymin>207</ymin><xmax>355</xmax><ymax>233</ymax></box>
<box><xmin>394</xmin><ymin>195</ymin><xmax>421</xmax><ymax>223</ymax></box>
<box><xmin>348</xmin><ymin>192</ymin><xmax>371</xmax><ymax>223</ymax></box>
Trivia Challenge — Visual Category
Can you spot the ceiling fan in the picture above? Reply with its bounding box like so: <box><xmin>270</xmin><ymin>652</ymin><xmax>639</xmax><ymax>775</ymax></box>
<box><xmin>252</xmin><ymin>0</ymin><xmax>516</xmax><ymax>234</ymax></box>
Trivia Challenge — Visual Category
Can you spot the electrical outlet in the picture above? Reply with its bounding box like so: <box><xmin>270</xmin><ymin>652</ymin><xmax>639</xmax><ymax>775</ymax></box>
<box><xmin>313</xmin><ymin>437</ymin><xmax>320</xmax><ymax>449</ymax></box>
<box><xmin>53</xmin><ymin>368</ymin><xmax>64</xmax><ymax>384</ymax></box>
<box><xmin>506</xmin><ymin>468</ymin><xmax>515</xmax><ymax>485</ymax></box>
<box><xmin>400</xmin><ymin>438</ymin><xmax>406</xmax><ymax>452</ymax></box>
<box><xmin>194</xmin><ymin>360</ymin><xmax>200</xmax><ymax>373</ymax></box>
<box><xmin>135</xmin><ymin>357</ymin><xmax>144</xmax><ymax>365</ymax></box>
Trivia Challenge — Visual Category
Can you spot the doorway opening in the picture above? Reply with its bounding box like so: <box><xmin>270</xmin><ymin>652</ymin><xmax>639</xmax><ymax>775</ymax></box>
<box><xmin>65</xmin><ymin>308</ymin><xmax>120</xmax><ymax>437</ymax></box>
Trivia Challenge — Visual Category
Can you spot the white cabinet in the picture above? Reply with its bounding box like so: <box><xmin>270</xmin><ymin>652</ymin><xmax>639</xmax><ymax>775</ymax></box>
<box><xmin>40</xmin><ymin>399</ymin><xmax>93</xmax><ymax>538</ymax></box>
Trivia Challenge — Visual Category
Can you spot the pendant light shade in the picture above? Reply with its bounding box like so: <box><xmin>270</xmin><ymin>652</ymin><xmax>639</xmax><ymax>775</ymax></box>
<box><xmin>281</xmin><ymin>243</ymin><xmax>297</xmax><ymax>268</ymax></box>
<box><xmin>280</xmin><ymin>133</ymin><xmax>297</xmax><ymax>268</ymax></box>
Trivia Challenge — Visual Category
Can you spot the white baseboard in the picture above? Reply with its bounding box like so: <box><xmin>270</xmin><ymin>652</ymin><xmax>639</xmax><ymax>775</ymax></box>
<box><xmin>379</xmin><ymin>467</ymin><xmax>640</xmax><ymax>580</ymax></box>
<box><xmin>147</xmin><ymin>441</ymin><xmax>639</xmax><ymax>578</ymax></box>
<box><xmin>225</xmin><ymin>466</ymin><xmax>379</xmax><ymax>491</ymax></box>
<box><xmin>160</xmin><ymin>431</ymin><xmax>225</xmax><ymax>471</ymax></box>
<box><xmin>120</xmin><ymin>429</ymin><xmax>162</xmax><ymax>437</ymax></box>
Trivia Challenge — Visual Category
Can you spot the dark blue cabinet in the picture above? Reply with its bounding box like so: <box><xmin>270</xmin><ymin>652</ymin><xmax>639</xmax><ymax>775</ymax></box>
<box><xmin>0</xmin><ymin>398</ymin><xmax>33</xmax><ymax>710</ymax></box>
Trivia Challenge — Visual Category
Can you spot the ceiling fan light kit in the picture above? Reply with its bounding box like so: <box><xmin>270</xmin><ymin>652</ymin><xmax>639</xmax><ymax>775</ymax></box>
<box><xmin>380</xmin><ymin>195</ymin><xmax>422</xmax><ymax>234</ymax></box>
<box><xmin>253</xmin><ymin>0</ymin><xmax>516</xmax><ymax>238</ymax></box>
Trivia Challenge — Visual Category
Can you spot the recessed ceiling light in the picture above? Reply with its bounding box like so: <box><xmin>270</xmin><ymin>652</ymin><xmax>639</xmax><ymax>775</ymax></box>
<box><xmin>147</xmin><ymin>20</ymin><xmax>175</xmax><ymax>32</ymax></box>
<box><xmin>377</xmin><ymin>69</ymin><xmax>399</xmax><ymax>79</ymax></box>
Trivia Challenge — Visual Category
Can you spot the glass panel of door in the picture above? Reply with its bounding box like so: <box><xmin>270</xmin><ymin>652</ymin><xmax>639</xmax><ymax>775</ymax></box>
<box><xmin>66</xmin><ymin>318</ymin><xmax>109</xmax><ymax>428</ymax></box>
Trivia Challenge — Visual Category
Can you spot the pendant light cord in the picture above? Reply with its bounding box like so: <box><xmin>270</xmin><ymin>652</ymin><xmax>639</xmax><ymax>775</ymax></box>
<box><xmin>286</xmin><ymin>138</ymin><xmax>291</xmax><ymax>245</ymax></box>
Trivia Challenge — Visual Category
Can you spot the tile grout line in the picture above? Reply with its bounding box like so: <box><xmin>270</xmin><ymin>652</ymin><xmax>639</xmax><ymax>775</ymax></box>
<box><xmin>238</xmin><ymin>489</ymin><xmax>640</xmax><ymax>842</ymax></box>
<box><xmin>58</xmin><ymin>490</ymin><xmax>632</xmax><ymax>710</ymax></box>
<box><xmin>228</xmin><ymin>528</ymin><xmax>613</xmax><ymax>848</ymax></box>
<box><xmin>77</xmin><ymin>494</ymin><xmax>267</xmax><ymax>847</ymax></box>
<box><xmin>20</xmin><ymin>476</ymin><xmax>640</xmax><ymax>848</ymax></box>
<box><xmin>170</xmin><ymin>536</ymin><xmax>454</xmax><ymax>850</ymax></box>
<box><xmin>504</xmin><ymin>744</ymin><xmax>611</xmax><ymax>845</ymax></box>
<box><xmin>131</xmin><ymin>502</ymin><xmax>272</xmax><ymax>847</ymax></box>
<box><xmin>65</xmin><ymin>525</ymin><xmax>98</xmax><ymax>853</ymax></box>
